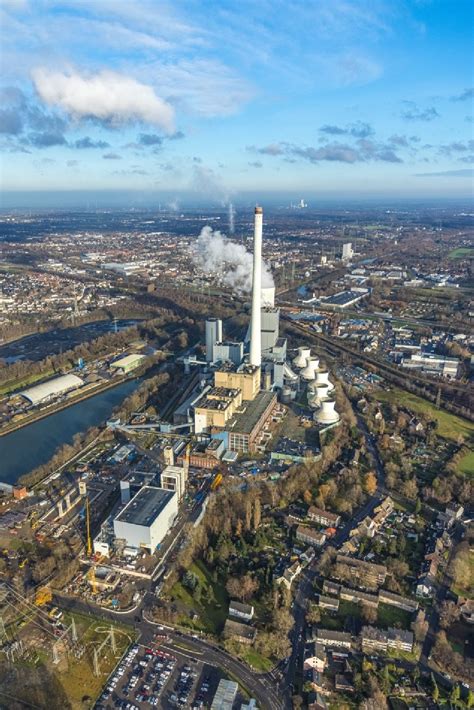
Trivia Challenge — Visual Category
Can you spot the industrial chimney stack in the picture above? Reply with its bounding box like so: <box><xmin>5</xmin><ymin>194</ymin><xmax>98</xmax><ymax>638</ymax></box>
<box><xmin>249</xmin><ymin>206</ymin><xmax>263</xmax><ymax>367</ymax></box>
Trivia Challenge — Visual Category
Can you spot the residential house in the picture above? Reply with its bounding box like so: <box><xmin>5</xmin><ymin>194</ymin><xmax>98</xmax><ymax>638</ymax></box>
<box><xmin>335</xmin><ymin>675</ymin><xmax>355</xmax><ymax>693</ymax></box>
<box><xmin>228</xmin><ymin>601</ymin><xmax>254</xmax><ymax>622</ymax></box>
<box><xmin>296</xmin><ymin>525</ymin><xmax>327</xmax><ymax>547</ymax></box>
<box><xmin>304</xmin><ymin>643</ymin><xmax>327</xmax><ymax>672</ymax></box>
<box><xmin>335</xmin><ymin>555</ymin><xmax>387</xmax><ymax>589</ymax></box>
<box><xmin>313</xmin><ymin>629</ymin><xmax>352</xmax><ymax>649</ymax></box>
<box><xmin>322</xmin><ymin>580</ymin><xmax>341</xmax><ymax>596</ymax></box>
<box><xmin>361</xmin><ymin>626</ymin><xmax>413</xmax><ymax>654</ymax></box>
<box><xmin>318</xmin><ymin>595</ymin><xmax>340</xmax><ymax>612</ymax></box>
<box><xmin>223</xmin><ymin>619</ymin><xmax>257</xmax><ymax>645</ymax></box>
<box><xmin>340</xmin><ymin>586</ymin><xmax>379</xmax><ymax>608</ymax></box>
<box><xmin>378</xmin><ymin>589</ymin><xmax>418</xmax><ymax>612</ymax></box>
<box><xmin>308</xmin><ymin>506</ymin><xmax>341</xmax><ymax>528</ymax></box>
<box><xmin>275</xmin><ymin>560</ymin><xmax>302</xmax><ymax>589</ymax></box>
<box><xmin>416</xmin><ymin>574</ymin><xmax>436</xmax><ymax>598</ymax></box>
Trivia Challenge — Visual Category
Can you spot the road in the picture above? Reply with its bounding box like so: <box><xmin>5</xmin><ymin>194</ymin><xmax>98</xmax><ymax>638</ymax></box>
<box><xmin>284</xmin><ymin>408</ymin><xmax>388</xmax><ymax>692</ymax></box>
<box><xmin>420</xmin><ymin>522</ymin><xmax>465</xmax><ymax>666</ymax></box>
<box><xmin>55</xmin><ymin>593</ymin><xmax>287</xmax><ymax>710</ymax></box>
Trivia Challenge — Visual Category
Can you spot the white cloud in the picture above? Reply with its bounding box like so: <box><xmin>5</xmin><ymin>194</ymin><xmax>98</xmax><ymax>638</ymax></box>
<box><xmin>32</xmin><ymin>68</ymin><xmax>175</xmax><ymax>132</ymax></box>
<box><xmin>150</xmin><ymin>59</ymin><xmax>254</xmax><ymax>117</ymax></box>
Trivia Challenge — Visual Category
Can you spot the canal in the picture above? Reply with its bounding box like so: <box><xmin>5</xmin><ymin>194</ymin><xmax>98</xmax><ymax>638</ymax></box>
<box><xmin>0</xmin><ymin>378</ymin><xmax>140</xmax><ymax>484</ymax></box>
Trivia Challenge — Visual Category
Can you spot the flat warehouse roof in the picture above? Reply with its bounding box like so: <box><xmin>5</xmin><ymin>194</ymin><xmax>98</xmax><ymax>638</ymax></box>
<box><xmin>19</xmin><ymin>373</ymin><xmax>83</xmax><ymax>405</ymax></box>
<box><xmin>229</xmin><ymin>391</ymin><xmax>276</xmax><ymax>435</ymax></box>
<box><xmin>116</xmin><ymin>486</ymin><xmax>174</xmax><ymax>527</ymax></box>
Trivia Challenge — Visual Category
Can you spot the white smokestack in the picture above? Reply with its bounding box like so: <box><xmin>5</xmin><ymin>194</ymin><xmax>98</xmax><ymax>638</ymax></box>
<box><xmin>250</xmin><ymin>206</ymin><xmax>263</xmax><ymax>367</ymax></box>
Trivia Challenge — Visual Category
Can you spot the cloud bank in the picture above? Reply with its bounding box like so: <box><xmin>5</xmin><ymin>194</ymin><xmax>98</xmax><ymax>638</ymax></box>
<box><xmin>32</xmin><ymin>68</ymin><xmax>175</xmax><ymax>133</ymax></box>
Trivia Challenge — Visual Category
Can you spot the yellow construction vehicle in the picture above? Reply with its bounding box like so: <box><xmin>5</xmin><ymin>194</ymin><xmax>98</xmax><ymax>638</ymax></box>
<box><xmin>35</xmin><ymin>586</ymin><xmax>52</xmax><ymax>607</ymax></box>
<box><xmin>19</xmin><ymin>558</ymin><xmax>28</xmax><ymax>569</ymax></box>
<box><xmin>211</xmin><ymin>473</ymin><xmax>223</xmax><ymax>491</ymax></box>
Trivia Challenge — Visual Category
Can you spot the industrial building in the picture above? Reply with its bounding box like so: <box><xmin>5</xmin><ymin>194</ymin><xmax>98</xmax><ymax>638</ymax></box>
<box><xmin>211</xmin><ymin>679</ymin><xmax>239</xmax><ymax>710</ymax></box>
<box><xmin>194</xmin><ymin>386</ymin><xmax>242</xmax><ymax>434</ymax></box>
<box><xmin>342</xmin><ymin>242</ymin><xmax>353</xmax><ymax>261</ymax></box>
<box><xmin>113</xmin><ymin>486</ymin><xmax>178</xmax><ymax>551</ymax></box>
<box><xmin>205</xmin><ymin>318</ymin><xmax>223</xmax><ymax>363</ymax></box>
<box><xmin>321</xmin><ymin>288</ymin><xmax>369</xmax><ymax>309</ymax></box>
<box><xmin>213</xmin><ymin>341</ymin><xmax>244</xmax><ymax>366</ymax></box>
<box><xmin>214</xmin><ymin>362</ymin><xmax>261</xmax><ymax>401</ymax></box>
<box><xmin>227</xmin><ymin>391</ymin><xmax>277</xmax><ymax>453</ymax></box>
<box><xmin>110</xmin><ymin>353</ymin><xmax>146</xmax><ymax>374</ymax></box>
<box><xmin>19</xmin><ymin>373</ymin><xmax>84</xmax><ymax>405</ymax></box>
<box><xmin>160</xmin><ymin>465</ymin><xmax>188</xmax><ymax>501</ymax></box>
<box><xmin>401</xmin><ymin>352</ymin><xmax>459</xmax><ymax>378</ymax></box>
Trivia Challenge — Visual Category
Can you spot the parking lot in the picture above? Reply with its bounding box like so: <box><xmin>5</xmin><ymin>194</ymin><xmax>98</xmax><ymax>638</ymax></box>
<box><xmin>95</xmin><ymin>633</ymin><xmax>222</xmax><ymax>709</ymax></box>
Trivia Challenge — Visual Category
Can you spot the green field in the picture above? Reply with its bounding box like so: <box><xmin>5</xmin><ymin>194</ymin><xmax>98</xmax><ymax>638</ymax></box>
<box><xmin>449</xmin><ymin>247</ymin><xmax>474</xmax><ymax>259</ymax></box>
<box><xmin>377</xmin><ymin>603</ymin><xmax>413</xmax><ymax>630</ymax></box>
<box><xmin>171</xmin><ymin>559</ymin><xmax>229</xmax><ymax>635</ymax></box>
<box><xmin>0</xmin><ymin>369</ymin><xmax>55</xmax><ymax>396</ymax></box>
<box><xmin>458</xmin><ymin>450</ymin><xmax>474</xmax><ymax>476</ymax></box>
<box><xmin>240</xmin><ymin>649</ymin><xmax>274</xmax><ymax>672</ymax></box>
<box><xmin>376</xmin><ymin>388</ymin><xmax>474</xmax><ymax>444</ymax></box>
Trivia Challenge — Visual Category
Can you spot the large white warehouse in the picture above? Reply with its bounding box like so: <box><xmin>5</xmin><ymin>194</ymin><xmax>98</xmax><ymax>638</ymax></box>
<box><xmin>113</xmin><ymin>486</ymin><xmax>178</xmax><ymax>551</ymax></box>
<box><xmin>19</xmin><ymin>373</ymin><xmax>84</xmax><ymax>406</ymax></box>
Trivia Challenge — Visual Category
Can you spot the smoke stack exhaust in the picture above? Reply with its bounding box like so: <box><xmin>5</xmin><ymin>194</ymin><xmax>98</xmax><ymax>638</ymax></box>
<box><xmin>249</xmin><ymin>206</ymin><xmax>263</xmax><ymax>367</ymax></box>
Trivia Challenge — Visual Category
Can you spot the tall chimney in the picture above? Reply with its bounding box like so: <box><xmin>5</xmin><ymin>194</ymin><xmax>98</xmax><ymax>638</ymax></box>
<box><xmin>249</xmin><ymin>206</ymin><xmax>263</xmax><ymax>367</ymax></box>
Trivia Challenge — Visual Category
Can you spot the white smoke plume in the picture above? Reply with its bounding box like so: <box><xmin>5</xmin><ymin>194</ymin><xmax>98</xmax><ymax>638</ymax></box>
<box><xmin>194</xmin><ymin>226</ymin><xmax>274</xmax><ymax>294</ymax></box>
<box><xmin>228</xmin><ymin>202</ymin><xmax>235</xmax><ymax>234</ymax></box>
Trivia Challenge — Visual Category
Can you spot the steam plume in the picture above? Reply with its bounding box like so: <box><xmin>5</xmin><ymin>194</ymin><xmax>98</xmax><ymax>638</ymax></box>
<box><xmin>228</xmin><ymin>202</ymin><xmax>235</xmax><ymax>233</ymax></box>
<box><xmin>194</xmin><ymin>226</ymin><xmax>274</xmax><ymax>294</ymax></box>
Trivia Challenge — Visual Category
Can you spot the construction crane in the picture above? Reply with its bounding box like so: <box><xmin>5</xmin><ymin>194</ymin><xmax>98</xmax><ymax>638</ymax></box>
<box><xmin>87</xmin><ymin>566</ymin><xmax>97</xmax><ymax>595</ymax></box>
<box><xmin>183</xmin><ymin>442</ymin><xmax>192</xmax><ymax>475</ymax></box>
<box><xmin>85</xmin><ymin>497</ymin><xmax>92</xmax><ymax>557</ymax></box>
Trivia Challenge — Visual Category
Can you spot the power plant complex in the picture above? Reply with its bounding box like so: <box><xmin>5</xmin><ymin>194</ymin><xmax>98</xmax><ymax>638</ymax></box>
<box><xmin>92</xmin><ymin>205</ymin><xmax>340</xmax><ymax>556</ymax></box>
<box><xmin>191</xmin><ymin>206</ymin><xmax>340</xmax><ymax>450</ymax></box>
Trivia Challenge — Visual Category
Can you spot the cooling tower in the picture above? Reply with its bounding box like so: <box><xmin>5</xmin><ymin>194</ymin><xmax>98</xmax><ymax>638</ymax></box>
<box><xmin>249</xmin><ymin>206</ymin><xmax>263</xmax><ymax>367</ymax></box>
<box><xmin>314</xmin><ymin>398</ymin><xmax>340</xmax><ymax>424</ymax></box>
<box><xmin>300</xmin><ymin>356</ymin><xmax>320</xmax><ymax>381</ymax></box>
<box><xmin>314</xmin><ymin>368</ymin><xmax>334</xmax><ymax>392</ymax></box>
<box><xmin>293</xmin><ymin>346</ymin><xmax>311</xmax><ymax>369</ymax></box>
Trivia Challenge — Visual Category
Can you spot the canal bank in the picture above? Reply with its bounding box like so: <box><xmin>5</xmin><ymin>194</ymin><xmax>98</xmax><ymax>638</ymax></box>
<box><xmin>0</xmin><ymin>377</ymin><xmax>141</xmax><ymax>485</ymax></box>
<box><xmin>0</xmin><ymin>376</ymin><xmax>131</xmax><ymax>437</ymax></box>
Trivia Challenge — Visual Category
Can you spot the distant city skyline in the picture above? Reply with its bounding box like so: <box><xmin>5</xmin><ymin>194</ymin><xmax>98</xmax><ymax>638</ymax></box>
<box><xmin>1</xmin><ymin>0</ymin><xmax>473</xmax><ymax>203</ymax></box>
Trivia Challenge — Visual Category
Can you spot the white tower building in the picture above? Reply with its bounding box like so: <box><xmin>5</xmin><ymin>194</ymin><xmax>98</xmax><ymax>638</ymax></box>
<box><xmin>205</xmin><ymin>318</ymin><xmax>223</xmax><ymax>363</ymax></box>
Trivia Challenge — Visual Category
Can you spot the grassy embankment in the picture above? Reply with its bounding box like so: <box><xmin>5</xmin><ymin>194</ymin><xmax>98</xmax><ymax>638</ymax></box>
<box><xmin>376</xmin><ymin>388</ymin><xmax>474</xmax><ymax>475</ymax></box>
<box><xmin>171</xmin><ymin>560</ymin><xmax>274</xmax><ymax>672</ymax></box>
<box><xmin>448</xmin><ymin>247</ymin><xmax>474</xmax><ymax>259</ymax></box>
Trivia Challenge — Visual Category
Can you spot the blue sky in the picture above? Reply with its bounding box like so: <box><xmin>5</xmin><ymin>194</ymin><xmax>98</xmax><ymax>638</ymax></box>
<box><xmin>0</xmin><ymin>0</ymin><xmax>473</xmax><ymax>202</ymax></box>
